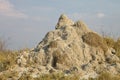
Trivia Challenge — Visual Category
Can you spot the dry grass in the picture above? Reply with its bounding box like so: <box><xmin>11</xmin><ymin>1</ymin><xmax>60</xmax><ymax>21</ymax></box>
<box><xmin>88</xmin><ymin>72</ymin><xmax>120</xmax><ymax>80</ymax></box>
<box><xmin>0</xmin><ymin>38</ymin><xmax>17</xmax><ymax>72</ymax></box>
<box><xmin>19</xmin><ymin>72</ymin><xmax>79</xmax><ymax>80</ymax></box>
<box><xmin>103</xmin><ymin>36</ymin><xmax>120</xmax><ymax>58</ymax></box>
<box><xmin>1</xmin><ymin>72</ymin><xmax>79</xmax><ymax>80</ymax></box>
<box><xmin>1</xmin><ymin>71</ymin><xmax>120</xmax><ymax>80</ymax></box>
<box><xmin>97</xmin><ymin>72</ymin><xmax>113</xmax><ymax>80</ymax></box>
<box><xmin>0</xmin><ymin>50</ymin><xmax>17</xmax><ymax>72</ymax></box>
<box><xmin>82</xmin><ymin>32</ymin><xmax>108</xmax><ymax>52</ymax></box>
<box><xmin>114</xmin><ymin>38</ymin><xmax>120</xmax><ymax>58</ymax></box>
<box><xmin>18</xmin><ymin>74</ymin><xmax>34</xmax><ymax>80</ymax></box>
<box><xmin>103</xmin><ymin>36</ymin><xmax>115</xmax><ymax>48</ymax></box>
<box><xmin>96</xmin><ymin>72</ymin><xmax>120</xmax><ymax>80</ymax></box>
<box><xmin>0</xmin><ymin>71</ymin><xmax>18</xmax><ymax>80</ymax></box>
<box><xmin>37</xmin><ymin>73</ymin><xmax>79</xmax><ymax>80</ymax></box>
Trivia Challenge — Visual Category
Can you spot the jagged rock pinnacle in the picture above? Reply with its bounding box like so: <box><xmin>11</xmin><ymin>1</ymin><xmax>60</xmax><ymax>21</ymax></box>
<box><xmin>55</xmin><ymin>14</ymin><xmax>74</xmax><ymax>29</ymax></box>
<box><xmin>59</xmin><ymin>14</ymin><xmax>68</xmax><ymax>20</ymax></box>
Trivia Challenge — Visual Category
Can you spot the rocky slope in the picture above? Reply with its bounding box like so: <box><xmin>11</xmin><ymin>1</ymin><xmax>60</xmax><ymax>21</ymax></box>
<box><xmin>0</xmin><ymin>14</ymin><xmax>120</xmax><ymax>80</ymax></box>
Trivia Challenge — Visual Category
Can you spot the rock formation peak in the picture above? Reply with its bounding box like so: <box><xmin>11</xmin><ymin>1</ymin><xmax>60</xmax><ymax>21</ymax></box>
<box><xmin>32</xmin><ymin>14</ymin><xmax>120</xmax><ymax>79</ymax></box>
<box><xmin>59</xmin><ymin>14</ymin><xmax>68</xmax><ymax>20</ymax></box>
<box><xmin>55</xmin><ymin>14</ymin><xmax>74</xmax><ymax>29</ymax></box>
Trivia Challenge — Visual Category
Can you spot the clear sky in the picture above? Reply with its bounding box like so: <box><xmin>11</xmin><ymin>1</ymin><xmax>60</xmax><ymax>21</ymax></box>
<box><xmin>0</xmin><ymin>0</ymin><xmax>120</xmax><ymax>50</ymax></box>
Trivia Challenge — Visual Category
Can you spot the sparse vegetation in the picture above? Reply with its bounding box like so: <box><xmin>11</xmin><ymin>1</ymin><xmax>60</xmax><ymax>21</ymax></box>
<box><xmin>82</xmin><ymin>32</ymin><xmax>108</xmax><ymax>52</ymax></box>
<box><xmin>0</xmin><ymin>38</ymin><xmax>17</xmax><ymax>72</ymax></box>
<box><xmin>82</xmin><ymin>32</ymin><xmax>120</xmax><ymax>57</ymax></box>
<box><xmin>0</xmin><ymin>49</ymin><xmax>17</xmax><ymax>72</ymax></box>
<box><xmin>103</xmin><ymin>36</ymin><xmax>120</xmax><ymax>58</ymax></box>
<box><xmin>103</xmin><ymin>36</ymin><xmax>115</xmax><ymax>48</ymax></box>
<box><xmin>18</xmin><ymin>73</ymin><xmax>34</xmax><ymax>80</ymax></box>
<box><xmin>18</xmin><ymin>72</ymin><xmax>79</xmax><ymax>80</ymax></box>
<box><xmin>0</xmin><ymin>71</ymin><xmax>120</xmax><ymax>80</ymax></box>
<box><xmin>114</xmin><ymin>38</ymin><xmax>120</xmax><ymax>58</ymax></box>
<box><xmin>0</xmin><ymin>71</ymin><xmax>19</xmax><ymax>80</ymax></box>
<box><xmin>95</xmin><ymin>72</ymin><xmax>120</xmax><ymax>80</ymax></box>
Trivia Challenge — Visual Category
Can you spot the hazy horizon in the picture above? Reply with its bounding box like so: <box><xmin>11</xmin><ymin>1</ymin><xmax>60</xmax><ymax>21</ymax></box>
<box><xmin>0</xmin><ymin>0</ymin><xmax>120</xmax><ymax>50</ymax></box>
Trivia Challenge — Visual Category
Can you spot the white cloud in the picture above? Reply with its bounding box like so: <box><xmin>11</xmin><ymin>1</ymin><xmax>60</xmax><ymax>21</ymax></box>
<box><xmin>97</xmin><ymin>13</ymin><xmax>105</xmax><ymax>18</ymax></box>
<box><xmin>0</xmin><ymin>0</ymin><xmax>27</xmax><ymax>18</ymax></box>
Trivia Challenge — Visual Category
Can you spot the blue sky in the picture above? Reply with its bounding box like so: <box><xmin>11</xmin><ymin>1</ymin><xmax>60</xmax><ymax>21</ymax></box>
<box><xmin>0</xmin><ymin>0</ymin><xmax>120</xmax><ymax>50</ymax></box>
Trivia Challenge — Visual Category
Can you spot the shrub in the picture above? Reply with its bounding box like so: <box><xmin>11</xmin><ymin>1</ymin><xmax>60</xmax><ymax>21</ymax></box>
<box><xmin>114</xmin><ymin>38</ymin><xmax>120</xmax><ymax>58</ymax></box>
<box><xmin>82</xmin><ymin>32</ymin><xmax>108</xmax><ymax>52</ymax></box>
<box><xmin>103</xmin><ymin>36</ymin><xmax>120</xmax><ymax>58</ymax></box>
<box><xmin>103</xmin><ymin>36</ymin><xmax>115</xmax><ymax>48</ymax></box>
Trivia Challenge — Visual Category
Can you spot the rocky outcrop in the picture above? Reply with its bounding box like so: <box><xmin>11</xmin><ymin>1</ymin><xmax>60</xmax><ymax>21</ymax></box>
<box><xmin>28</xmin><ymin>14</ymin><xmax>120</xmax><ymax>79</ymax></box>
<box><xmin>0</xmin><ymin>14</ymin><xmax>120</xmax><ymax>80</ymax></box>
